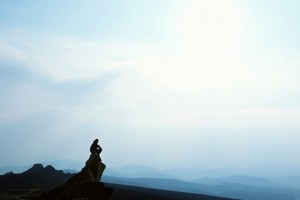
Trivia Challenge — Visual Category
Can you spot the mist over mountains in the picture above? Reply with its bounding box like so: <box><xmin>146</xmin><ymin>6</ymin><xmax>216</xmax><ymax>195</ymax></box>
<box><xmin>2</xmin><ymin>160</ymin><xmax>300</xmax><ymax>200</ymax></box>
<box><xmin>4</xmin><ymin>160</ymin><xmax>300</xmax><ymax>182</ymax></box>
<box><xmin>110</xmin><ymin>164</ymin><xmax>300</xmax><ymax>181</ymax></box>
<box><xmin>102</xmin><ymin>164</ymin><xmax>300</xmax><ymax>200</ymax></box>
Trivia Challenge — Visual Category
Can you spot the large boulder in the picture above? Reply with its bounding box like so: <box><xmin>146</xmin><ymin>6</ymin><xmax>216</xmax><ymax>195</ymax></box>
<box><xmin>67</xmin><ymin>154</ymin><xmax>106</xmax><ymax>184</ymax></box>
<box><xmin>34</xmin><ymin>155</ymin><xmax>112</xmax><ymax>200</ymax></box>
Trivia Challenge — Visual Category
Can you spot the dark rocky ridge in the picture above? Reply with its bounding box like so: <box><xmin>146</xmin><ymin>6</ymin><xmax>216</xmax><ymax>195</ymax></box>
<box><xmin>0</xmin><ymin>164</ymin><xmax>73</xmax><ymax>189</ymax></box>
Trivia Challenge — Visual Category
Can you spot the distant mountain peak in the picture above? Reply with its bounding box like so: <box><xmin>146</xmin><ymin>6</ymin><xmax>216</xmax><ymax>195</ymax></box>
<box><xmin>24</xmin><ymin>163</ymin><xmax>44</xmax><ymax>174</ymax></box>
<box><xmin>32</xmin><ymin>163</ymin><xmax>44</xmax><ymax>169</ymax></box>
<box><xmin>45</xmin><ymin>165</ymin><xmax>56</xmax><ymax>172</ymax></box>
<box><xmin>23</xmin><ymin>163</ymin><xmax>60</xmax><ymax>175</ymax></box>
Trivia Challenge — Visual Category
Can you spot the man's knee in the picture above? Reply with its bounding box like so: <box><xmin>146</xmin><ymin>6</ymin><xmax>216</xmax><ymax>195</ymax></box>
<box><xmin>96</xmin><ymin>149</ymin><xmax>101</xmax><ymax>154</ymax></box>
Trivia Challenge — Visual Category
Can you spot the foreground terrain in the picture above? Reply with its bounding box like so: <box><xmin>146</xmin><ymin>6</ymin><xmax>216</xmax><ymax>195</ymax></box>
<box><xmin>0</xmin><ymin>183</ymin><xmax>235</xmax><ymax>200</ymax></box>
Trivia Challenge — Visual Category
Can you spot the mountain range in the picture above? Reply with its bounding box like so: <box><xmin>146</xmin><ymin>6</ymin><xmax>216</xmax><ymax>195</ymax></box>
<box><xmin>3</xmin><ymin>160</ymin><xmax>300</xmax><ymax>182</ymax></box>
<box><xmin>2</xmin><ymin>162</ymin><xmax>298</xmax><ymax>200</ymax></box>
<box><xmin>2</xmin><ymin>160</ymin><xmax>300</xmax><ymax>200</ymax></box>
<box><xmin>0</xmin><ymin>164</ymin><xmax>235</xmax><ymax>200</ymax></box>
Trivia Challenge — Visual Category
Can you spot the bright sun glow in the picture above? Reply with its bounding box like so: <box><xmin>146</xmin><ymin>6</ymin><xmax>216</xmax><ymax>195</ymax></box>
<box><xmin>136</xmin><ymin>0</ymin><xmax>245</xmax><ymax>94</ymax></box>
<box><xmin>180</xmin><ymin>0</ymin><xmax>243</xmax><ymax>56</ymax></box>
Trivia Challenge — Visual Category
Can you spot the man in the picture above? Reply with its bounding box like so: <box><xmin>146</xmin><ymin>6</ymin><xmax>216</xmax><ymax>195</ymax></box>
<box><xmin>86</xmin><ymin>139</ymin><xmax>104</xmax><ymax>181</ymax></box>
<box><xmin>90</xmin><ymin>139</ymin><xmax>102</xmax><ymax>155</ymax></box>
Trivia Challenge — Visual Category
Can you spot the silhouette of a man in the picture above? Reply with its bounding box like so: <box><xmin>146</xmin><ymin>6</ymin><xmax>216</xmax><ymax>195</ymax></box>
<box><xmin>90</xmin><ymin>139</ymin><xmax>102</xmax><ymax>155</ymax></box>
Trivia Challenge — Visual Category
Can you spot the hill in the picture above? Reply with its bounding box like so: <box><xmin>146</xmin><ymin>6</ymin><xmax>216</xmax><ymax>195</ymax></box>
<box><xmin>0</xmin><ymin>164</ymin><xmax>74</xmax><ymax>189</ymax></box>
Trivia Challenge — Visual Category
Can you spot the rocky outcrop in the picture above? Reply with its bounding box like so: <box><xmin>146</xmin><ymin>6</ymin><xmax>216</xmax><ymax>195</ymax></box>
<box><xmin>67</xmin><ymin>154</ymin><xmax>106</xmax><ymax>183</ymax></box>
<box><xmin>34</xmin><ymin>154</ymin><xmax>113</xmax><ymax>200</ymax></box>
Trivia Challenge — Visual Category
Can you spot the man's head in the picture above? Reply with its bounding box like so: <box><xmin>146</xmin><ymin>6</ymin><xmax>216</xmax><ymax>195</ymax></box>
<box><xmin>94</xmin><ymin>139</ymin><xmax>99</xmax><ymax>143</ymax></box>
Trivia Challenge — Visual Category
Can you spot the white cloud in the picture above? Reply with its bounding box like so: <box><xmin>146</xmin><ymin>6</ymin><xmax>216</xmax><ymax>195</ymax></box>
<box><xmin>0</xmin><ymin>41</ymin><xmax>28</xmax><ymax>64</ymax></box>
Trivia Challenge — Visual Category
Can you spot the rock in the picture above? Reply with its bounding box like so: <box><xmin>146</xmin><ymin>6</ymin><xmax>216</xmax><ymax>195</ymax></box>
<box><xmin>34</xmin><ymin>155</ymin><xmax>113</xmax><ymax>200</ymax></box>
<box><xmin>67</xmin><ymin>154</ymin><xmax>106</xmax><ymax>184</ymax></box>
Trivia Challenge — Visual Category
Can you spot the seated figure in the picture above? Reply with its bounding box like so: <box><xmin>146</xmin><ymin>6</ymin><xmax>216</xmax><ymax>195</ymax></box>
<box><xmin>90</xmin><ymin>139</ymin><xmax>102</xmax><ymax>155</ymax></box>
<box><xmin>87</xmin><ymin>139</ymin><xmax>105</xmax><ymax>181</ymax></box>
<box><xmin>68</xmin><ymin>139</ymin><xmax>106</xmax><ymax>183</ymax></box>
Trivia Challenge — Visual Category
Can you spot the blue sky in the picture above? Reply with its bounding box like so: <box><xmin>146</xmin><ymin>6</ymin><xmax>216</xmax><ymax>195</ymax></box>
<box><xmin>0</xmin><ymin>0</ymin><xmax>300</xmax><ymax>169</ymax></box>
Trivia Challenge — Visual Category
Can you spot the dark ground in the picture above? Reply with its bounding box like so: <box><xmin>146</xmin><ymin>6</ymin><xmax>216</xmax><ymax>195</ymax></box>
<box><xmin>107</xmin><ymin>183</ymin><xmax>236</xmax><ymax>200</ymax></box>
<box><xmin>0</xmin><ymin>183</ymin><xmax>237</xmax><ymax>200</ymax></box>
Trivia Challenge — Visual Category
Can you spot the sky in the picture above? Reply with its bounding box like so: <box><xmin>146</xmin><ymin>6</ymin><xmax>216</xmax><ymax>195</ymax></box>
<box><xmin>0</xmin><ymin>0</ymin><xmax>300</xmax><ymax>170</ymax></box>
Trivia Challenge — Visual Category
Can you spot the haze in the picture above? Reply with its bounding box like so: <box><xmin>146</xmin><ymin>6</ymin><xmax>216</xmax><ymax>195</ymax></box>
<box><xmin>0</xmin><ymin>0</ymin><xmax>300</xmax><ymax>170</ymax></box>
